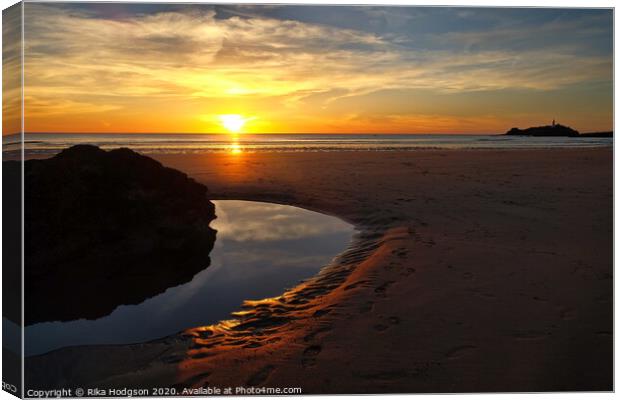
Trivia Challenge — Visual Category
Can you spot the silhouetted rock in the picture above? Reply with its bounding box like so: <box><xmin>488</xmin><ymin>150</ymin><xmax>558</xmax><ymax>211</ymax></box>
<box><xmin>18</xmin><ymin>145</ymin><xmax>216</xmax><ymax>325</ymax></box>
<box><xmin>505</xmin><ymin>124</ymin><xmax>580</xmax><ymax>137</ymax></box>
<box><xmin>3</xmin><ymin>161</ymin><xmax>21</xmax><ymax>325</ymax></box>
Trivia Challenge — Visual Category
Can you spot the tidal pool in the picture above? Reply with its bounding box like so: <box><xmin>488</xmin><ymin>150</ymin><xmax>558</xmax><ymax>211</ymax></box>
<box><xmin>25</xmin><ymin>200</ymin><xmax>354</xmax><ymax>356</ymax></box>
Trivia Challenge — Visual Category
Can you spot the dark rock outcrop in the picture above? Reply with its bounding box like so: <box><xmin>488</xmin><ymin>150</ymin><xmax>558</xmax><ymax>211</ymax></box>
<box><xmin>3</xmin><ymin>160</ymin><xmax>22</xmax><ymax>326</ymax></box>
<box><xmin>505</xmin><ymin>124</ymin><xmax>580</xmax><ymax>137</ymax></box>
<box><xmin>18</xmin><ymin>145</ymin><xmax>216</xmax><ymax>325</ymax></box>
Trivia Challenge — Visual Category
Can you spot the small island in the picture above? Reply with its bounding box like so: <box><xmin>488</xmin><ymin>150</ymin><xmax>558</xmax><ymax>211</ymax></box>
<box><xmin>505</xmin><ymin>120</ymin><xmax>579</xmax><ymax>137</ymax></box>
<box><xmin>505</xmin><ymin>121</ymin><xmax>612</xmax><ymax>138</ymax></box>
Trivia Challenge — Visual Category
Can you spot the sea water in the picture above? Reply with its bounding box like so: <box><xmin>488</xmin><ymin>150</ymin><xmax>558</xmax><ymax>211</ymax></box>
<box><xmin>3</xmin><ymin>133</ymin><xmax>613</xmax><ymax>157</ymax></box>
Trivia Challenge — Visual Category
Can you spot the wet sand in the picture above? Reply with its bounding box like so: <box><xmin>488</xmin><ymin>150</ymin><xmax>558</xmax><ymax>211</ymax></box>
<box><xmin>26</xmin><ymin>148</ymin><xmax>612</xmax><ymax>393</ymax></box>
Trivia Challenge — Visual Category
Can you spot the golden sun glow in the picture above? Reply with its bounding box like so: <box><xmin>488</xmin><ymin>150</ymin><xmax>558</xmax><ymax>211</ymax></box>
<box><xmin>229</xmin><ymin>142</ymin><xmax>242</xmax><ymax>154</ymax></box>
<box><xmin>13</xmin><ymin>4</ymin><xmax>613</xmax><ymax>135</ymax></box>
<box><xmin>219</xmin><ymin>114</ymin><xmax>248</xmax><ymax>133</ymax></box>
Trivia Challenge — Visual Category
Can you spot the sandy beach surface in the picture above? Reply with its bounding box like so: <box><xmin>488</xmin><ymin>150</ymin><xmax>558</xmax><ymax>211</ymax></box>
<box><xmin>26</xmin><ymin>148</ymin><xmax>612</xmax><ymax>393</ymax></box>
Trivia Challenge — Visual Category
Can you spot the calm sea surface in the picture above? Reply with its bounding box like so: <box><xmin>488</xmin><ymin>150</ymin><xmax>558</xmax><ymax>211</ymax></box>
<box><xmin>3</xmin><ymin>133</ymin><xmax>613</xmax><ymax>156</ymax></box>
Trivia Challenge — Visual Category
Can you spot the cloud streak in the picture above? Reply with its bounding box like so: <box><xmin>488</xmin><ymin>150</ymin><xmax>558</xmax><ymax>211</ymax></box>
<box><xmin>20</xmin><ymin>4</ymin><xmax>612</xmax><ymax>133</ymax></box>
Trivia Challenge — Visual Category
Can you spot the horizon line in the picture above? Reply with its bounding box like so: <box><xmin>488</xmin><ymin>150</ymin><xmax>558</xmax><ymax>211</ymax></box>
<box><xmin>3</xmin><ymin>129</ymin><xmax>614</xmax><ymax>137</ymax></box>
<box><xmin>9</xmin><ymin>131</ymin><xmax>507</xmax><ymax>136</ymax></box>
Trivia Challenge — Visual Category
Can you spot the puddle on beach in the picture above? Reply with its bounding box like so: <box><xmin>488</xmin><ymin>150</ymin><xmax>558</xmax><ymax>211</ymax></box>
<box><xmin>24</xmin><ymin>200</ymin><xmax>354</xmax><ymax>356</ymax></box>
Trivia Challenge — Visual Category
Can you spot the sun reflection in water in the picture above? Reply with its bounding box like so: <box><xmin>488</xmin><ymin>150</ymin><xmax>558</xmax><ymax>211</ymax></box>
<box><xmin>228</xmin><ymin>135</ymin><xmax>243</xmax><ymax>154</ymax></box>
<box><xmin>229</xmin><ymin>142</ymin><xmax>242</xmax><ymax>154</ymax></box>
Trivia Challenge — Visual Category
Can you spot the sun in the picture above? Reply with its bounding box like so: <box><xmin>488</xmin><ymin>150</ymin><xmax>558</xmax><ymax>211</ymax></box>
<box><xmin>219</xmin><ymin>114</ymin><xmax>248</xmax><ymax>133</ymax></box>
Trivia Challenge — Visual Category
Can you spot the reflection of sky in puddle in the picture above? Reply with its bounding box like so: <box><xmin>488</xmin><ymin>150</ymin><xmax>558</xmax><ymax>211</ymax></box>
<box><xmin>25</xmin><ymin>200</ymin><xmax>354</xmax><ymax>357</ymax></box>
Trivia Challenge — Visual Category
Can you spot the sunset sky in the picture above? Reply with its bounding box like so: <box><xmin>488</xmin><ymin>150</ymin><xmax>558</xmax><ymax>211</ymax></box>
<box><xmin>4</xmin><ymin>3</ymin><xmax>614</xmax><ymax>135</ymax></box>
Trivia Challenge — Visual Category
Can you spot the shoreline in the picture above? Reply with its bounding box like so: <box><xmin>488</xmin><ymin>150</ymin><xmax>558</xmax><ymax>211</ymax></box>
<box><xmin>4</xmin><ymin>134</ymin><xmax>613</xmax><ymax>162</ymax></box>
<box><xmin>9</xmin><ymin>143</ymin><xmax>615</xmax><ymax>158</ymax></box>
<box><xmin>25</xmin><ymin>148</ymin><xmax>613</xmax><ymax>393</ymax></box>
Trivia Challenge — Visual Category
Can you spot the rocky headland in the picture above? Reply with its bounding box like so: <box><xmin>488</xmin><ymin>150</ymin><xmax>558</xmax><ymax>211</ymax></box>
<box><xmin>505</xmin><ymin>124</ymin><xmax>580</xmax><ymax>137</ymax></box>
<box><xmin>505</xmin><ymin>123</ymin><xmax>613</xmax><ymax>138</ymax></box>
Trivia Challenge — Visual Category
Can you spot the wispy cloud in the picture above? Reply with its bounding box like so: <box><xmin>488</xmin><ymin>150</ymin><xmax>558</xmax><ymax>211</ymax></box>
<box><xmin>21</xmin><ymin>4</ymin><xmax>612</xmax><ymax>133</ymax></box>
<box><xmin>3</xmin><ymin>4</ymin><xmax>22</xmax><ymax>134</ymax></box>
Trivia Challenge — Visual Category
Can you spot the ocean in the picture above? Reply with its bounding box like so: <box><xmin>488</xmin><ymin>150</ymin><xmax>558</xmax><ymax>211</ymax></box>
<box><xmin>2</xmin><ymin>133</ymin><xmax>613</xmax><ymax>157</ymax></box>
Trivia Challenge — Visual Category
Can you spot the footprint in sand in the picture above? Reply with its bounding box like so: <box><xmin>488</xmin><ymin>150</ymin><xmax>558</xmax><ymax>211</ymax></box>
<box><xmin>343</xmin><ymin>280</ymin><xmax>371</xmax><ymax>291</ymax></box>
<box><xmin>511</xmin><ymin>330</ymin><xmax>550</xmax><ymax>340</ymax></box>
<box><xmin>354</xmin><ymin>369</ymin><xmax>410</xmax><ymax>380</ymax></box>
<box><xmin>374</xmin><ymin>324</ymin><xmax>389</xmax><ymax>332</ymax></box>
<box><xmin>246</xmin><ymin>365</ymin><xmax>275</xmax><ymax>386</ymax></box>
<box><xmin>301</xmin><ymin>345</ymin><xmax>322</xmax><ymax>368</ymax></box>
<box><xmin>392</xmin><ymin>249</ymin><xmax>408</xmax><ymax>258</ymax></box>
<box><xmin>374</xmin><ymin>281</ymin><xmax>395</xmax><ymax>298</ymax></box>
<box><xmin>445</xmin><ymin>345</ymin><xmax>478</xmax><ymax>359</ymax></box>
<box><xmin>423</xmin><ymin>239</ymin><xmax>436</xmax><ymax>247</ymax></box>
<box><xmin>559</xmin><ymin>307</ymin><xmax>576</xmax><ymax>320</ymax></box>
<box><xmin>358</xmin><ymin>301</ymin><xmax>375</xmax><ymax>314</ymax></box>
<box><xmin>304</xmin><ymin>325</ymin><xmax>332</xmax><ymax>342</ymax></box>
<box><xmin>467</xmin><ymin>288</ymin><xmax>495</xmax><ymax>299</ymax></box>
<box><xmin>162</xmin><ymin>353</ymin><xmax>186</xmax><ymax>364</ymax></box>
<box><xmin>374</xmin><ymin>316</ymin><xmax>401</xmax><ymax>332</ymax></box>
<box><xmin>313</xmin><ymin>307</ymin><xmax>333</xmax><ymax>317</ymax></box>
<box><xmin>462</xmin><ymin>272</ymin><xmax>474</xmax><ymax>280</ymax></box>
<box><xmin>190</xmin><ymin>350</ymin><xmax>215</xmax><ymax>360</ymax></box>
<box><xmin>182</xmin><ymin>371</ymin><xmax>211</xmax><ymax>388</ymax></box>
<box><xmin>384</xmin><ymin>262</ymin><xmax>397</xmax><ymax>271</ymax></box>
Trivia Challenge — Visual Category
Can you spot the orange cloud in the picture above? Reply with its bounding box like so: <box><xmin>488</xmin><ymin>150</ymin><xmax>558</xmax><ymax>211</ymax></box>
<box><xmin>17</xmin><ymin>4</ymin><xmax>613</xmax><ymax>134</ymax></box>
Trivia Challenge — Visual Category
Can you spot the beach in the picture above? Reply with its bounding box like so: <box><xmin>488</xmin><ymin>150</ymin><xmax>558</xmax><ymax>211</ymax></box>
<box><xmin>26</xmin><ymin>147</ymin><xmax>612</xmax><ymax>393</ymax></box>
<box><xmin>7</xmin><ymin>3</ymin><xmax>614</xmax><ymax>396</ymax></box>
